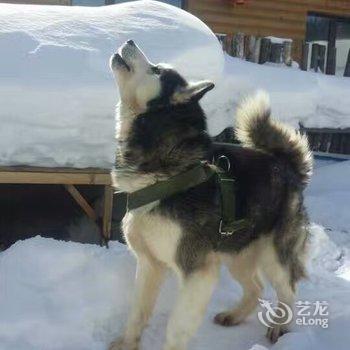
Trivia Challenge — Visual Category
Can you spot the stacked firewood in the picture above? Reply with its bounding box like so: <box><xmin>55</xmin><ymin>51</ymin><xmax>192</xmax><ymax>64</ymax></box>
<box><xmin>217</xmin><ymin>32</ymin><xmax>350</xmax><ymax>76</ymax></box>
<box><xmin>218</xmin><ymin>33</ymin><xmax>293</xmax><ymax>66</ymax></box>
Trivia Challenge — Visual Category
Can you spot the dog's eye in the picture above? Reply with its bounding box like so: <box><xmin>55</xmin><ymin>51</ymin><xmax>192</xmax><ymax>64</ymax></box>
<box><xmin>151</xmin><ymin>66</ymin><xmax>161</xmax><ymax>75</ymax></box>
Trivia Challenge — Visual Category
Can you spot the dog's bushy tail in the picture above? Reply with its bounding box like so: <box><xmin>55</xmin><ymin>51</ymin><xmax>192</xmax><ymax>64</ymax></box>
<box><xmin>235</xmin><ymin>91</ymin><xmax>313</xmax><ymax>185</ymax></box>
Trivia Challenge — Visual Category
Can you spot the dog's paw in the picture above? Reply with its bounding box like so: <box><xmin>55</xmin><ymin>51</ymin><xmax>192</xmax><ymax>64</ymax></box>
<box><xmin>266</xmin><ymin>325</ymin><xmax>289</xmax><ymax>344</ymax></box>
<box><xmin>213</xmin><ymin>311</ymin><xmax>242</xmax><ymax>327</ymax></box>
<box><xmin>109</xmin><ymin>338</ymin><xmax>124</xmax><ymax>350</ymax></box>
<box><xmin>108</xmin><ymin>338</ymin><xmax>139</xmax><ymax>350</ymax></box>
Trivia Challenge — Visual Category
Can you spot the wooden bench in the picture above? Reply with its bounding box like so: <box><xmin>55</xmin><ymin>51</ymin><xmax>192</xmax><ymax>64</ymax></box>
<box><xmin>0</xmin><ymin>166</ymin><xmax>114</xmax><ymax>246</ymax></box>
<box><xmin>299</xmin><ymin>124</ymin><xmax>350</xmax><ymax>155</ymax></box>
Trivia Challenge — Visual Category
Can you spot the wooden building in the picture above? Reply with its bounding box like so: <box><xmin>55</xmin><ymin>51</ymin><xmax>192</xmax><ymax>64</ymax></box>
<box><xmin>184</xmin><ymin>0</ymin><xmax>350</xmax><ymax>62</ymax></box>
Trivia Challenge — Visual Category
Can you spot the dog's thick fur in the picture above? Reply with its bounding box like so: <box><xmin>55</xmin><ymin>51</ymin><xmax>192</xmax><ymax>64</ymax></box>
<box><xmin>109</xmin><ymin>41</ymin><xmax>313</xmax><ymax>350</ymax></box>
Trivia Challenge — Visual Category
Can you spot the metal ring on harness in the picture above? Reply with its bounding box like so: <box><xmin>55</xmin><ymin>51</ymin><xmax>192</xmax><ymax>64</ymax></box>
<box><xmin>216</xmin><ymin>155</ymin><xmax>231</xmax><ymax>172</ymax></box>
<box><xmin>219</xmin><ymin>219</ymin><xmax>234</xmax><ymax>236</ymax></box>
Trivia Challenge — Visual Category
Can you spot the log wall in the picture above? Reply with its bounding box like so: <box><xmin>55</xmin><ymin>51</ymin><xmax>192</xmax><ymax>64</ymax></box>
<box><xmin>187</xmin><ymin>0</ymin><xmax>350</xmax><ymax>62</ymax></box>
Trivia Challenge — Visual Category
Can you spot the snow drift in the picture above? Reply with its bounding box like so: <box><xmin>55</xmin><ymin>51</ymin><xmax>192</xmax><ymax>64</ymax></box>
<box><xmin>0</xmin><ymin>1</ymin><xmax>223</xmax><ymax>168</ymax></box>
<box><xmin>205</xmin><ymin>55</ymin><xmax>350</xmax><ymax>135</ymax></box>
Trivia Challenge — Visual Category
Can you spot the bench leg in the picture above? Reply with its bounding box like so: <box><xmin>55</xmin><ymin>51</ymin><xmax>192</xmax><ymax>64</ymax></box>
<box><xmin>102</xmin><ymin>185</ymin><xmax>114</xmax><ymax>244</ymax></box>
<box><xmin>64</xmin><ymin>185</ymin><xmax>97</xmax><ymax>222</ymax></box>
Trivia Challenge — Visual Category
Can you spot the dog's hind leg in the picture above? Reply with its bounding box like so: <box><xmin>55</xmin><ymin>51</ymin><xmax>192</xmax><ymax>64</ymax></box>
<box><xmin>110</xmin><ymin>255</ymin><xmax>166</xmax><ymax>350</ymax></box>
<box><xmin>260</xmin><ymin>244</ymin><xmax>296</xmax><ymax>344</ymax></box>
<box><xmin>164</xmin><ymin>253</ymin><xmax>219</xmax><ymax>350</ymax></box>
<box><xmin>214</xmin><ymin>245</ymin><xmax>263</xmax><ymax>327</ymax></box>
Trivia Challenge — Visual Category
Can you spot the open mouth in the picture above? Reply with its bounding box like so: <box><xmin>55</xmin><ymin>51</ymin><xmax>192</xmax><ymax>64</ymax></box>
<box><xmin>112</xmin><ymin>53</ymin><xmax>131</xmax><ymax>71</ymax></box>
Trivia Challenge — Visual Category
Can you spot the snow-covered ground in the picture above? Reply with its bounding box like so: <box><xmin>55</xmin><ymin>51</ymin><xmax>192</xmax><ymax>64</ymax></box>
<box><xmin>1</xmin><ymin>159</ymin><xmax>350</xmax><ymax>350</ymax></box>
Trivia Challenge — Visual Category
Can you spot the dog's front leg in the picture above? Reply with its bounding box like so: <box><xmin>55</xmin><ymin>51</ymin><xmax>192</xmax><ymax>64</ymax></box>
<box><xmin>163</xmin><ymin>257</ymin><xmax>219</xmax><ymax>350</ymax></box>
<box><xmin>110</xmin><ymin>256</ymin><xmax>166</xmax><ymax>350</ymax></box>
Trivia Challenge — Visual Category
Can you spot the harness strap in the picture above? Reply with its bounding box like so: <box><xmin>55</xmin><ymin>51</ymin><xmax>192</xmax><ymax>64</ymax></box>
<box><xmin>216</xmin><ymin>170</ymin><xmax>247</xmax><ymax>235</ymax></box>
<box><xmin>126</xmin><ymin>160</ymin><xmax>249</xmax><ymax>237</ymax></box>
<box><xmin>217</xmin><ymin>167</ymin><xmax>248</xmax><ymax>236</ymax></box>
<box><xmin>127</xmin><ymin>162</ymin><xmax>216</xmax><ymax>211</ymax></box>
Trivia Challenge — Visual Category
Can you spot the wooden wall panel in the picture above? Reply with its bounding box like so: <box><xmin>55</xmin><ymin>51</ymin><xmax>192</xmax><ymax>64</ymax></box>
<box><xmin>0</xmin><ymin>0</ymin><xmax>71</xmax><ymax>5</ymax></box>
<box><xmin>187</xmin><ymin>0</ymin><xmax>350</xmax><ymax>61</ymax></box>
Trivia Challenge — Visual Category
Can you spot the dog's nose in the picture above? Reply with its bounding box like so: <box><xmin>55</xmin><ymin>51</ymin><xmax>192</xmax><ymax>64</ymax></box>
<box><xmin>127</xmin><ymin>39</ymin><xmax>135</xmax><ymax>46</ymax></box>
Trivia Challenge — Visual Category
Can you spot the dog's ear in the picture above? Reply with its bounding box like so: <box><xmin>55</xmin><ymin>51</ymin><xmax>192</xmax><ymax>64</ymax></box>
<box><xmin>172</xmin><ymin>80</ymin><xmax>215</xmax><ymax>104</ymax></box>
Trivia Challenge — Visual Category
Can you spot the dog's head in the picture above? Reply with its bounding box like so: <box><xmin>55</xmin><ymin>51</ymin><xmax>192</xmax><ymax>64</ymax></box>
<box><xmin>110</xmin><ymin>40</ymin><xmax>214</xmax><ymax>114</ymax></box>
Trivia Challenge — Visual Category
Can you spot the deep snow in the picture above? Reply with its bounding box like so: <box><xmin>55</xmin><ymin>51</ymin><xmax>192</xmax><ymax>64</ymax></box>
<box><xmin>0</xmin><ymin>1</ymin><xmax>222</xmax><ymax>168</ymax></box>
<box><xmin>1</xmin><ymin>160</ymin><xmax>350</xmax><ymax>350</ymax></box>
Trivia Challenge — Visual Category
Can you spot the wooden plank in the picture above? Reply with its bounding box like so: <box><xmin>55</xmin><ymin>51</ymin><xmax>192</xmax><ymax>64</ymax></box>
<box><xmin>326</xmin><ymin>46</ymin><xmax>337</xmax><ymax>75</ymax></box>
<box><xmin>301</xmin><ymin>42</ymin><xmax>309</xmax><ymax>71</ymax></box>
<box><xmin>276</xmin><ymin>0</ymin><xmax>350</xmax><ymax>10</ymax></box>
<box><xmin>264</xmin><ymin>0</ymin><xmax>350</xmax><ymax>11</ymax></box>
<box><xmin>102</xmin><ymin>186</ymin><xmax>114</xmax><ymax>241</ymax></box>
<box><xmin>232</xmin><ymin>32</ymin><xmax>245</xmax><ymax>58</ymax></box>
<box><xmin>314</xmin><ymin>151</ymin><xmax>350</xmax><ymax>160</ymax></box>
<box><xmin>325</xmin><ymin>17</ymin><xmax>336</xmax><ymax>75</ymax></box>
<box><xmin>64</xmin><ymin>185</ymin><xmax>97</xmax><ymax>222</ymax></box>
<box><xmin>202</xmin><ymin>21</ymin><xmax>305</xmax><ymax>39</ymax></box>
<box><xmin>246</xmin><ymin>35</ymin><xmax>256</xmax><ymax>62</ymax></box>
<box><xmin>0</xmin><ymin>171</ymin><xmax>111</xmax><ymax>185</ymax></box>
<box><xmin>301</xmin><ymin>127</ymin><xmax>350</xmax><ymax>134</ymax></box>
<box><xmin>190</xmin><ymin>3</ymin><xmax>305</xmax><ymax>22</ymax></box>
<box><xmin>259</xmin><ymin>37</ymin><xmax>271</xmax><ymax>64</ymax></box>
<box><xmin>1</xmin><ymin>0</ymin><xmax>70</xmax><ymax>4</ymax></box>
<box><xmin>311</xmin><ymin>43</ymin><xmax>320</xmax><ymax>72</ymax></box>
<box><xmin>189</xmin><ymin>0</ymin><xmax>309</xmax><ymax>14</ymax></box>
<box><xmin>253</xmin><ymin>37</ymin><xmax>261</xmax><ymax>63</ymax></box>
<box><xmin>340</xmin><ymin>134</ymin><xmax>347</xmax><ymax>153</ymax></box>
<box><xmin>292</xmin><ymin>38</ymin><xmax>304</xmax><ymax>66</ymax></box>
<box><xmin>0</xmin><ymin>166</ymin><xmax>110</xmax><ymax>174</ymax></box>
<box><xmin>344</xmin><ymin>49</ymin><xmax>350</xmax><ymax>77</ymax></box>
<box><xmin>330</xmin><ymin>133</ymin><xmax>341</xmax><ymax>153</ymax></box>
<box><xmin>318</xmin><ymin>44</ymin><xmax>326</xmax><ymax>73</ymax></box>
<box><xmin>244</xmin><ymin>35</ymin><xmax>251</xmax><ymax>60</ymax></box>
<box><xmin>283</xmin><ymin>40</ymin><xmax>293</xmax><ymax>66</ymax></box>
<box><xmin>270</xmin><ymin>43</ymin><xmax>283</xmax><ymax>63</ymax></box>
<box><xmin>191</xmin><ymin>11</ymin><xmax>306</xmax><ymax>32</ymax></box>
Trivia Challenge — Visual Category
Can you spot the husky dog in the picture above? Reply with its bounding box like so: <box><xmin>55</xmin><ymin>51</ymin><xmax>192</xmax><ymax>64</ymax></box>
<box><xmin>109</xmin><ymin>40</ymin><xmax>313</xmax><ymax>350</ymax></box>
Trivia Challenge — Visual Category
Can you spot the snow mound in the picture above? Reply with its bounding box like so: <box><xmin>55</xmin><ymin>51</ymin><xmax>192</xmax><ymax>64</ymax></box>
<box><xmin>0</xmin><ymin>1</ymin><xmax>223</xmax><ymax>168</ymax></box>
<box><xmin>205</xmin><ymin>55</ymin><xmax>350</xmax><ymax>135</ymax></box>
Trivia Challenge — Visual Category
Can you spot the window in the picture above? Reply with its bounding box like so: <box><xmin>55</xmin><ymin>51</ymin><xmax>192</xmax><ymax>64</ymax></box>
<box><xmin>72</xmin><ymin>0</ymin><xmax>183</xmax><ymax>7</ymax></box>
<box><xmin>306</xmin><ymin>13</ymin><xmax>350</xmax><ymax>75</ymax></box>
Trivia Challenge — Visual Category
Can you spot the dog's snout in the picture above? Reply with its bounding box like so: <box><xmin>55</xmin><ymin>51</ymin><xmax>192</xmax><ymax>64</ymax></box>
<box><xmin>127</xmin><ymin>39</ymin><xmax>135</xmax><ymax>46</ymax></box>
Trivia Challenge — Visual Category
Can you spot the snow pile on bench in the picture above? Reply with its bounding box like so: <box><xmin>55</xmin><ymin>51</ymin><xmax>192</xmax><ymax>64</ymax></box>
<box><xmin>0</xmin><ymin>1</ymin><xmax>223</xmax><ymax>168</ymax></box>
<box><xmin>206</xmin><ymin>55</ymin><xmax>350</xmax><ymax>135</ymax></box>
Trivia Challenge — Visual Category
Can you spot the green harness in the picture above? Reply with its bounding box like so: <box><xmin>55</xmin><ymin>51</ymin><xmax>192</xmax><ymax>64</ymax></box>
<box><xmin>127</xmin><ymin>159</ymin><xmax>248</xmax><ymax>236</ymax></box>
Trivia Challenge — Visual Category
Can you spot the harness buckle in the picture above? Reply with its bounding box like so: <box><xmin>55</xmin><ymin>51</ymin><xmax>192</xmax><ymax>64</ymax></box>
<box><xmin>219</xmin><ymin>219</ymin><xmax>234</xmax><ymax>236</ymax></box>
<box><xmin>216</xmin><ymin>155</ymin><xmax>231</xmax><ymax>172</ymax></box>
